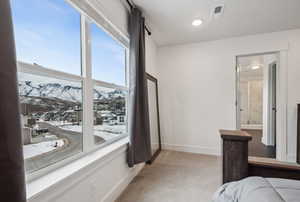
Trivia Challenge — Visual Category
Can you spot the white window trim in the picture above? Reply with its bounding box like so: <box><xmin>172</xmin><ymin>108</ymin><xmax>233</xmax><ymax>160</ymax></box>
<box><xmin>81</xmin><ymin>14</ymin><xmax>95</xmax><ymax>152</ymax></box>
<box><xmin>17</xmin><ymin>0</ymin><xmax>130</xmax><ymax>182</ymax></box>
<box><xmin>68</xmin><ymin>0</ymin><xmax>129</xmax><ymax>47</ymax></box>
<box><xmin>93</xmin><ymin>80</ymin><xmax>128</xmax><ymax>91</ymax></box>
<box><xmin>18</xmin><ymin>62</ymin><xmax>83</xmax><ymax>83</ymax></box>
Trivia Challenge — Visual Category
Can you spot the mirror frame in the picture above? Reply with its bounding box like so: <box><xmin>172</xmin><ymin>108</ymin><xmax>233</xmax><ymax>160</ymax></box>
<box><xmin>146</xmin><ymin>73</ymin><xmax>162</xmax><ymax>164</ymax></box>
<box><xmin>297</xmin><ymin>104</ymin><xmax>300</xmax><ymax>164</ymax></box>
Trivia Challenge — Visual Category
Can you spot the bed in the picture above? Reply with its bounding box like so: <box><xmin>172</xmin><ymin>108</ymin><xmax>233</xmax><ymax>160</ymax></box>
<box><xmin>213</xmin><ymin>130</ymin><xmax>300</xmax><ymax>202</ymax></box>
<box><xmin>213</xmin><ymin>176</ymin><xmax>300</xmax><ymax>202</ymax></box>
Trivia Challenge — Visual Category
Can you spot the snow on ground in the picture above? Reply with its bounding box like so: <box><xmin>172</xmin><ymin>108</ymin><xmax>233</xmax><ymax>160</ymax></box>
<box><xmin>23</xmin><ymin>139</ymin><xmax>65</xmax><ymax>159</ymax></box>
<box><xmin>60</xmin><ymin>124</ymin><xmax>126</xmax><ymax>141</ymax></box>
<box><xmin>94</xmin><ymin>125</ymin><xmax>126</xmax><ymax>141</ymax></box>
<box><xmin>43</xmin><ymin>121</ymin><xmax>75</xmax><ymax>127</ymax></box>
<box><xmin>61</xmin><ymin>125</ymin><xmax>82</xmax><ymax>132</ymax></box>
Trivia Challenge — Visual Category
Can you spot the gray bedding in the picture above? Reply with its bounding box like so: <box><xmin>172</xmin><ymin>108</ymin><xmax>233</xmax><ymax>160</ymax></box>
<box><xmin>213</xmin><ymin>177</ymin><xmax>300</xmax><ymax>202</ymax></box>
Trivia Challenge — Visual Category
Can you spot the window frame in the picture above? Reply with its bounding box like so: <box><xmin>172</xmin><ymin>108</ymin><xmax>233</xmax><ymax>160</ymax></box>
<box><xmin>16</xmin><ymin>0</ymin><xmax>130</xmax><ymax>181</ymax></box>
<box><xmin>85</xmin><ymin>16</ymin><xmax>129</xmax><ymax>146</ymax></box>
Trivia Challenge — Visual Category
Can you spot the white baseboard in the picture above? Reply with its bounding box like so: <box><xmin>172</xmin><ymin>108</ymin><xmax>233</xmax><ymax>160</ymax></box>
<box><xmin>102</xmin><ymin>163</ymin><xmax>145</xmax><ymax>202</ymax></box>
<box><xmin>261</xmin><ymin>134</ymin><xmax>275</xmax><ymax>146</ymax></box>
<box><xmin>162</xmin><ymin>143</ymin><xmax>221</xmax><ymax>156</ymax></box>
<box><xmin>287</xmin><ymin>154</ymin><xmax>296</xmax><ymax>163</ymax></box>
<box><xmin>261</xmin><ymin>136</ymin><xmax>271</xmax><ymax>146</ymax></box>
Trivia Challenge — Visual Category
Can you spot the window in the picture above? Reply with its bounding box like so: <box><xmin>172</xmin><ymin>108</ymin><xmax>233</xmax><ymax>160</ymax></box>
<box><xmin>12</xmin><ymin>0</ymin><xmax>128</xmax><ymax>175</ymax></box>
<box><xmin>91</xmin><ymin>23</ymin><xmax>126</xmax><ymax>86</ymax></box>
<box><xmin>18</xmin><ymin>71</ymin><xmax>83</xmax><ymax>173</ymax></box>
<box><xmin>12</xmin><ymin>0</ymin><xmax>83</xmax><ymax>174</ymax></box>
<box><xmin>91</xmin><ymin>23</ymin><xmax>128</xmax><ymax>145</ymax></box>
<box><xmin>12</xmin><ymin>0</ymin><xmax>82</xmax><ymax>75</ymax></box>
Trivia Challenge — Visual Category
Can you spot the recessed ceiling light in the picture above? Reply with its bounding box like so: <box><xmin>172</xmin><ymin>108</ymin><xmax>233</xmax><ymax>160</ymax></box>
<box><xmin>252</xmin><ymin>65</ymin><xmax>260</xmax><ymax>70</ymax></box>
<box><xmin>192</xmin><ymin>19</ymin><xmax>203</xmax><ymax>26</ymax></box>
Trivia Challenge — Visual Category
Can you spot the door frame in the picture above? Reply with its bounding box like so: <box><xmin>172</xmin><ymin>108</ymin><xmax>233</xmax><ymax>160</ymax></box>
<box><xmin>268</xmin><ymin>61</ymin><xmax>277</xmax><ymax>146</ymax></box>
<box><xmin>235</xmin><ymin>50</ymin><xmax>288</xmax><ymax>161</ymax></box>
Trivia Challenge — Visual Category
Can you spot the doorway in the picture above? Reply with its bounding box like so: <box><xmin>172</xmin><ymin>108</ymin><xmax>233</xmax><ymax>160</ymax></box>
<box><xmin>236</xmin><ymin>53</ymin><xmax>278</xmax><ymax>159</ymax></box>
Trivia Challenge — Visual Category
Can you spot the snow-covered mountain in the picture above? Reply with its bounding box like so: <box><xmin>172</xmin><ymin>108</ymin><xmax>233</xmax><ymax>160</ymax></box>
<box><xmin>18</xmin><ymin>72</ymin><xmax>126</xmax><ymax>122</ymax></box>
<box><xmin>19</xmin><ymin>81</ymin><xmax>83</xmax><ymax>103</ymax></box>
<box><xmin>18</xmin><ymin>73</ymin><xmax>126</xmax><ymax>103</ymax></box>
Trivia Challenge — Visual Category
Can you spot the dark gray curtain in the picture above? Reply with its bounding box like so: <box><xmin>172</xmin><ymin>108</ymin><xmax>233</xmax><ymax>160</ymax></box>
<box><xmin>127</xmin><ymin>8</ymin><xmax>151</xmax><ymax>167</ymax></box>
<box><xmin>0</xmin><ymin>1</ymin><xmax>27</xmax><ymax>201</ymax></box>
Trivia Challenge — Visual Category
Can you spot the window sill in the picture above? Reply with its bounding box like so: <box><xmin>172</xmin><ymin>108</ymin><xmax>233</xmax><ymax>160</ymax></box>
<box><xmin>26</xmin><ymin>137</ymin><xmax>129</xmax><ymax>199</ymax></box>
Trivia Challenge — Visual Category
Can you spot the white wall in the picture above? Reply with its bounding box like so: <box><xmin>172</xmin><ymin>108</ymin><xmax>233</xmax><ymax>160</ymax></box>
<box><xmin>158</xmin><ymin>29</ymin><xmax>300</xmax><ymax>160</ymax></box>
<box><xmin>145</xmin><ymin>34</ymin><xmax>159</xmax><ymax>77</ymax></box>
<box><xmin>286</xmin><ymin>30</ymin><xmax>300</xmax><ymax>161</ymax></box>
<box><xmin>28</xmin><ymin>143</ymin><xmax>144</xmax><ymax>202</ymax></box>
<box><xmin>27</xmin><ymin>0</ymin><xmax>159</xmax><ymax>202</ymax></box>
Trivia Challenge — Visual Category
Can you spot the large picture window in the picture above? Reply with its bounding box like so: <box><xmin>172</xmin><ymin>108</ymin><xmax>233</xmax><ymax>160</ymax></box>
<box><xmin>91</xmin><ymin>23</ymin><xmax>128</xmax><ymax>145</ymax></box>
<box><xmin>11</xmin><ymin>0</ymin><xmax>129</xmax><ymax>175</ymax></box>
<box><xmin>18</xmin><ymin>70</ymin><xmax>83</xmax><ymax>173</ymax></box>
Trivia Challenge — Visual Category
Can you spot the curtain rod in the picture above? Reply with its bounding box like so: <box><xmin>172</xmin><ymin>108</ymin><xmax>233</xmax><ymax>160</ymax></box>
<box><xmin>126</xmin><ymin>0</ymin><xmax>152</xmax><ymax>35</ymax></box>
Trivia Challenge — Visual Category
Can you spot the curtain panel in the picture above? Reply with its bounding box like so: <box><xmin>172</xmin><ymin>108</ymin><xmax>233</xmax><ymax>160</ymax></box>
<box><xmin>127</xmin><ymin>7</ymin><xmax>151</xmax><ymax>167</ymax></box>
<box><xmin>0</xmin><ymin>1</ymin><xmax>27</xmax><ymax>201</ymax></box>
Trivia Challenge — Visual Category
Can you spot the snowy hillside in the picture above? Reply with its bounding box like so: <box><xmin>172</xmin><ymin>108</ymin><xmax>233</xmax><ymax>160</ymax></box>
<box><xmin>18</xmin><ymin>73</ymin><xmax>82</xmax><ymax>103</ymax></box>
<box><xmin>18</xmin><ymin>72</ymin><xmax>126</xmax><ymax>103</ymax></box>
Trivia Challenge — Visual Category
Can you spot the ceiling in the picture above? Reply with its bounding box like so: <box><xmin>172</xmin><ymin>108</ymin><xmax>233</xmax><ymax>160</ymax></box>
<box><xmin>132</xmin><ymin>0</ymin><xmax>300</xmax><ymax>46</ymax></box>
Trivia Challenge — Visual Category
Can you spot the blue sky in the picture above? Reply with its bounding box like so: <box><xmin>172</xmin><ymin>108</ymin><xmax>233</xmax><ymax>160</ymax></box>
<box><xmin>11</xmin><ymin>0</ymin><xmax>126</xmax><ymax>86</ymax></box>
